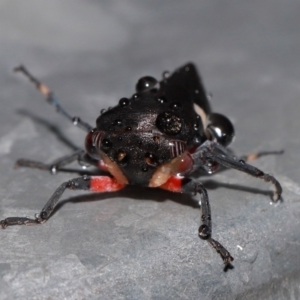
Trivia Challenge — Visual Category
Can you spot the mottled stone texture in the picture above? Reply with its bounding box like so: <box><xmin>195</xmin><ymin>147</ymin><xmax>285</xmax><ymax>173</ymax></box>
<box><xmin>0</xmin><ymin>1</ymin><xmax>299</xmax><ymax>299</ymax></box>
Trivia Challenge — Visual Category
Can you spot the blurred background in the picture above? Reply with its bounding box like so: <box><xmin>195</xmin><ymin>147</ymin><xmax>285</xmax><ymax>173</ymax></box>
<box><xmin>0</xmin><ymin>1</ymin><xmax>299</xmax><ymax>299</ymax></box>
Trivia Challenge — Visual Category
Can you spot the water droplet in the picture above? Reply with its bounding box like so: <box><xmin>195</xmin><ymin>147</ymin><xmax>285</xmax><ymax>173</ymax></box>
<box><xmin>50</xmin><ymin>166</ymin><xmax>57</xmax><ymax>175</ymax></box>
<box><xmin>118</xmin><ymin>136</ymin><xmax>123</xmax><ymax>141</ymax></box>
<box><xmin>206</xmin><ymin>113</ymin><xmax>234</xmax><ymax>147</ymax></box>
<box><xmin>141</xmin><ymin>165</ymin><xmax>148</xmax><ymax>172</ymax></box>
<box><xmin>239</xmin><ymin>160</ymin><xmax>245</xmax><ymax>165</ymax></box>
<box><xmin>119</xmin><ymin>98</ymin><xmax>129</xmax><ymax>106</ymax></box>
<box><xmin>102</xmin><ymin>139</ymin><xmax>111</xmax><ymax>149</ymax></box>
<box><xmin>72</xmin><ymin>117</ymin><xmax>80</xmax><ymax>125</ymax></box>
<box><xmin>113</xmin><ymin>119</ymin><xmax>122</xmax><ymax>126</ymax></box>
<box><xmin>162</xmin><ymin>71</ymin><xmax>170</xmax><ymax>79</ymax></box>
<box><xmin>207</xmin><ymin>92</ymin><xmax>213</xmax><ymax>100</ymax></box>
<box><xmin>170</xmin><ymin>102</ymin><xmax>181</xmax><ymax>109</ymax></box>
<box><xmin>157</xmin><ymin>96</ymin><xmax>167</xmax><ymax>104</ymax></box>
<box><xmin>100</xmin><ymin>109</ymin><xmax>106</xmax><ymax>114</ymax></box>
<box><xmin>156</xmin><ymin>111</ymin><xmax>182</xmax><ymax>135</ymax></box>
<box><xmin>136</xmin><ymin>76</ymin><xmax>158</xmax><ymax>93</ymax></box>
<box><xmin>193</xmin><ymin>118</ymin><xmax>200</xmax><ymax>131</ymax></box>
<box><xmin>205</xmin><ymin>161</ymin><xmax>219</xmax><ymax>174</ymax></box>
<box><xmin>132</xmin><ymin>93</ymin><xmax>139</xmax><ymax>100</ymax></box>
<box><xmin>40</xmin><ymin>211</ymin><xmax>48</xmax><ymax>220</ymax></box>
<box><xmin>126</xmin><ymin>126</ymin><xmax>132</xmax><ymax>131</ymax></box>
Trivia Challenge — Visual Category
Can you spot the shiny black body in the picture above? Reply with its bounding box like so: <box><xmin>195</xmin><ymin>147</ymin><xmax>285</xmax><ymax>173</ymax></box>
<box><xmin>93</xmin><ymin>63</ymin><xmax>211</xmax><ymax>185</ymax></box>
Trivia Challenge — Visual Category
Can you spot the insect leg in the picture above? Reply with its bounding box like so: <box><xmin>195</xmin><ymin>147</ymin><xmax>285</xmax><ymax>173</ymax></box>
<box><xmin>195</xmin><ymin>142</ymin><xmax>282</xmax><ymax>202</ymax></box>
<box><xmin>15</xmin><ymin>149</ymin><xmax>93</xmax><ymax>174</ymax></box>
<box><xmin>0</xmin><ymin>176</ymin><xmax>125</xmax><ymax>228</ymax></box>
<box><xmin>14</xmin><ymin>65</ymin><xmax>93</xmax><ymax>132</ymax></box>
<box><xmin>160</xmin><ymin>176</ymin><xmax>234</xmax><ymax>265</ymax></box>
<box><xmin>198</xmin><ymin>140</ymin><xmax>284</xmax><ymax>163</ymax></box>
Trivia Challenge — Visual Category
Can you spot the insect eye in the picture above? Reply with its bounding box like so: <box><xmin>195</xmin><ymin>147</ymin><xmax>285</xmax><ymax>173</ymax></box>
<box><xmin>136</xmin><ymin>76</ymin><xmax>158</xmax><ymax>93</ymax></box>
<box><xmin>156</xmin><ymin>96</ymin><xmax>167</xmax><ymax>104</ymax></box>
<box><xmin>85</xmin><ymin>130</ymin><xmax>101</xmax><ymax>160</ymax></box>
<box><xmin>205</xmin><ymin>113</ymin><xmax>235</xmax><ymax>147</ymax></box>
<box><xmin>102</xmin><ymin>139</ymin><xmax>112</xmax><ymax>150</ymax></box>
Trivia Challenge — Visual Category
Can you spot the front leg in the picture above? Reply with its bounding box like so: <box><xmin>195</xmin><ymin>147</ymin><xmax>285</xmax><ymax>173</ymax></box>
<box><xmin>160</xmin><ymin>176</ymin><xmax>233</xmax><ymax>265</ymax></box>
<box><xmin>1</xmin><ymin>176</ymin><xmax>125</xmax><ymax>228</ymax></box>
<box><xmin>192</xmin><ymin>141</ymin><xmax>282</xmax><ymax>202</ymax></box>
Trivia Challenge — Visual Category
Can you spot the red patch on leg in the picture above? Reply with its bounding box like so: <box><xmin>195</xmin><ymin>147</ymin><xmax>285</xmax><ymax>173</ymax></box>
<box><xmin>160</xmin><ymin>176</ymin><xmax>182</xmax><ymax>192</ymax></box>
<box><xmin>90</xmin><ymin>176</ymin><xmax>125</xmax><ymax>192</ymax></box>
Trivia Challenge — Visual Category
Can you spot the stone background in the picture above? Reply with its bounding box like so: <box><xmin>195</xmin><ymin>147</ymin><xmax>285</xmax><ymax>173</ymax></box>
<box><xmin>0</xmin><ymin>1</ymin><xmax>299</xmax><ymax>299</ymax></box>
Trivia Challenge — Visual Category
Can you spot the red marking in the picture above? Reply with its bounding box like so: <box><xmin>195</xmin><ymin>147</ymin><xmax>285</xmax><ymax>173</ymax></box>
<box><xmin>160</xmin><ymin>176</ymin><xmax>182</xmax><ymax>192</ymax></box>
<box><xmin>90</xmin><ymin>176</ymin><xmax>125</xmax><ymax>192</ymax></box>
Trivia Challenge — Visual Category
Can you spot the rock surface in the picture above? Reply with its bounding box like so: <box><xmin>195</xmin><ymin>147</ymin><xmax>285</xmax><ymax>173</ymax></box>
<box><xmin>0</xmin><ymin>1</ymin><xmax>299</xmax><ymax>299</ymax></box>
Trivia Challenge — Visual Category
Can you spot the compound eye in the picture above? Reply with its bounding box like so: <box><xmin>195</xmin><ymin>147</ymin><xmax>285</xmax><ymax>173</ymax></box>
<box><xmin>85</xmin><ymin>130</ymin><xmax>103</xmax><ymax>160</ymax></box>
<box><xmin>205</xmin><ymin>113</ymin><xmax>235</xmax><ymax>147</ymax></box>
<box><xmin>136</xmin><ymin>76</ymin><xmax>158</xmax><ymax>93</ymax></box>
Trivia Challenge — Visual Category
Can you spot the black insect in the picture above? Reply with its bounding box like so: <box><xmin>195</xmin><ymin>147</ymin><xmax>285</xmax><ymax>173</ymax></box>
<box><xmin>0</xmin><ymin>63</ymin><xmax>282</xmax><ymax>266</ymax></box>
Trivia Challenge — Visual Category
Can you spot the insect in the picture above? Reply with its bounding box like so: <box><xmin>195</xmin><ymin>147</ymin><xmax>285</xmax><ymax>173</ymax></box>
<box><xmin>0</xmin><ymin>63</ymin><xmax>282</xmax><ymax>265</ymax></box>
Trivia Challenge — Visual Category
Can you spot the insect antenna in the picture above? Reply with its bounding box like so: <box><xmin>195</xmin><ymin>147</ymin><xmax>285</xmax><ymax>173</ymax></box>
<box><xmin>14</xmin><ymin>65</ymin><xmax>93</xmax><ymax>132</ymax></box>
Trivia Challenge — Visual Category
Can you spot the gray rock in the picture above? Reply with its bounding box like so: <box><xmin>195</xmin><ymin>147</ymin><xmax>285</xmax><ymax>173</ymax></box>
<box><xmin>0</xmin><ymin>1</ymin><xmax>299</xmax><ymax>299</ymax></box>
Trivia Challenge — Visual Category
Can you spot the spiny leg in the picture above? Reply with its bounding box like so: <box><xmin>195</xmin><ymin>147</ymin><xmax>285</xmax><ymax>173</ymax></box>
<box><xmin>14</xmin><ymin>65</ymin><xmax>93</xmax><ymax>132</ymax></box>
<box><xmin>0</xmin><ymin>176</ymin><xmax>125</xmax><ymax>228</ymax></box>
<box><xmin>192</xmin><ymin>141</ymin><xmax>282</xmax><ymax>202</ymax></box>
<box><xmin>160</xmin><ymin>176</ymin><xmax>233</xmax><ymax>265</ymax></box>
<box><xmin>207</xmin><ymin>153</ymin><xmax>281</xmax><ymax>202</ymax></box>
